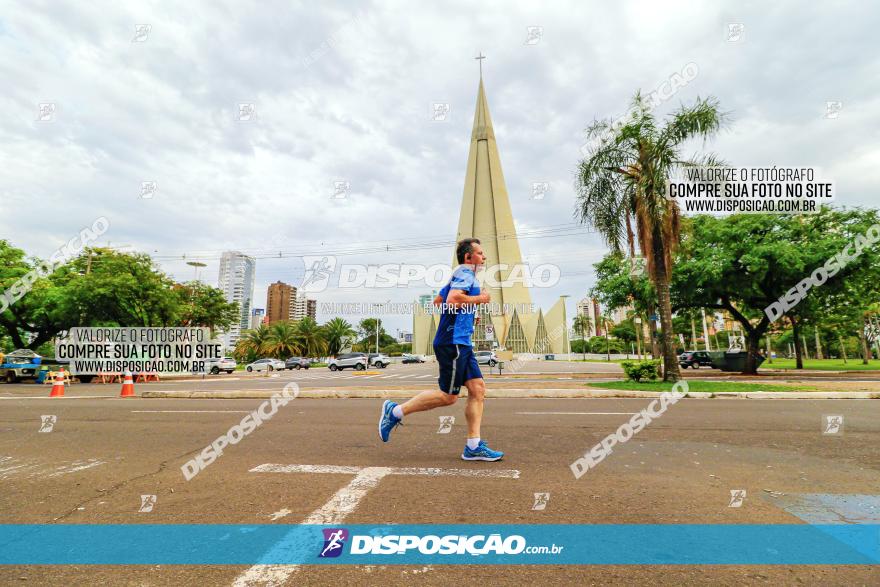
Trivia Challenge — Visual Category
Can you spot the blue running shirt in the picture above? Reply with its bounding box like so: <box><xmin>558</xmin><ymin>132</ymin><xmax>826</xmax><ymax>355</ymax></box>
<box><xmin>433</xmin><ymin>266</ymin><xmax>480</xmax><ymax>346</ymax></box>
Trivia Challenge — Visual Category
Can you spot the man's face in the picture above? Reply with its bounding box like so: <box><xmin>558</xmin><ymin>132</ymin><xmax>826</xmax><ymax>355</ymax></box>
<box><xmin>465</xmin><ymin>243</ymin><xmax>486</xmax><ymax>267</ymax></box>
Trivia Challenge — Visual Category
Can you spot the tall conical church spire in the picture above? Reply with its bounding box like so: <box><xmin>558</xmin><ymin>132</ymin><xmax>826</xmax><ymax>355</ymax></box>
<box><xmin>455</xmin><ymin>75</ymin><xmax>534</xmax><ymax>347</ymax></box>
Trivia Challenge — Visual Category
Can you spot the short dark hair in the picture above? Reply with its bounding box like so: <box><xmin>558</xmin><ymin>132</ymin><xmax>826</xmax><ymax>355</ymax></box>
<box><xmin>456</xmin><ymin>238</ymin><xmax>481</xmax><ymax>264</ymax></box>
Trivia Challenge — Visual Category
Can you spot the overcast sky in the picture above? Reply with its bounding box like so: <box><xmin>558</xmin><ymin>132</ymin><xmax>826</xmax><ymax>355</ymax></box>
<box><xmin>2</xmin><ymin>1</ymin><xmax>878</xmax><ymax>335</ymax></box>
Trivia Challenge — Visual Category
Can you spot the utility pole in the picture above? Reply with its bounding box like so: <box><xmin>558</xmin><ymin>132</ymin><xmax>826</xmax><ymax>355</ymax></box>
<box><xmin>701</xmin><ymin>308</ymin><xmax>711</xmax><ymax>351</ymax></box>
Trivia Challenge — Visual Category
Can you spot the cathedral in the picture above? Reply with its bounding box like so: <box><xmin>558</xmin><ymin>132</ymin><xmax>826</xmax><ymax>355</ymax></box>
<box><xmin>412</xmin><ymin>75</ymin><xmax>569</xmax><ymax>356</ymax></box>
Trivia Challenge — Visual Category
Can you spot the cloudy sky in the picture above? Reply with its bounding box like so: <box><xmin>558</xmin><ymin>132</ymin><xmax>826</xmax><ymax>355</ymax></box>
<box><xmin>2</xmin><ymin>1</ymin><xmax>877</xmax><ymax>335</ymax></box>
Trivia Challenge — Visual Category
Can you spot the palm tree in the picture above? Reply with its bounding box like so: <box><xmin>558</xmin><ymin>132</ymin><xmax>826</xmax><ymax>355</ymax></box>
<box><xmin>234</xmin><ymin>324</ymin><xmax>272</xmax><ymax>362</ymax></box>
<box><xmin>294</xmin><ymin>316</ymin><xmax>328</xmax><ymax>358</ymax></box>
<box><xmin>572</xmin><ymin>314</ymin><xmax>592</xmax><ymax>360</ymax></box>
<box><xmin>264</xmin><ymin>320</ymin><xmax>304</xmax><ymax>359</ymax></box>
<box><xmin>321</xmin><ymin>317</ymin><xmax>356</xmax><ymax>357</ymax></box>
<box><xmin>575</xmin><ymin>92</ymin><xmax>726</xmax><ymax>381</ymax></box>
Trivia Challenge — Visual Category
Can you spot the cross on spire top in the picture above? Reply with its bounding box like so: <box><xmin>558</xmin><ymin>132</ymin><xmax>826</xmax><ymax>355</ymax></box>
<box><xmin>474</xmin><ymin>51</ymin><xmax>486</xmax><ymax>77</ymax></box>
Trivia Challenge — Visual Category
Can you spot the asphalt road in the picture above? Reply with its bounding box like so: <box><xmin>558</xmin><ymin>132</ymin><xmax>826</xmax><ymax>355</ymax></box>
<box><xmin>1</xmin><ymin>393</ymin><xmax>879</xmax><ymax>585</ymax></box>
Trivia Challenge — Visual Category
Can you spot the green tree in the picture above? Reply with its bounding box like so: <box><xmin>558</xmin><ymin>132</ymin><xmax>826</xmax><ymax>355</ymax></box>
<box><xmin>672</xmin><ymin>209</ymin><xmax>880</xmax><ymax>373</ymax></box>
<box><xmin>321</xmin><ymin>317</ymin><xmax>356</xmax><ymax>357</ymax></box>
<box><xmin>294</xmin><ymin>317</ymin><xmax>328</xmax><ymax>358</ymax></box>
<box><xmin>1</xmin><ymin>246</ymin><xmax>184</xmax><ymax>349</ymax></box>
<box><xmin>175</xmin><ymin>281</ymin><xmax>239</xmax><ymax>334</ymax></box>
<box><xmin>571</xmin><ymin>314</ymin><xmax>592</xmax><ymax>359</ymax></box>
<box><xmin>356</xmin><ymin>318</ymin><xmax>394</xmax><ymax>352</ymax></box>
<box><xmin>234</xmin><ymin>324</ymin><xmax>272</xmax><ymax>363</ymax></box>
<box><xmin>264</xmin><ymin>321</ymin><xmax>303</xmax><ymax>359</ymax></box>
<box><xmin>575</xmin><ymin>93</ymin><xmax>726</xmax><ymax>380</ymax></box>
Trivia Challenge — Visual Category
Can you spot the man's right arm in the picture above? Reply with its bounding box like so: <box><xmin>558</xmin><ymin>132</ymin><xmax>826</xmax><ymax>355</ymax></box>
<box><xmin>446</xmin><ymin>288</ymin><xmax>489</xmax><ymax>307</ymax></box>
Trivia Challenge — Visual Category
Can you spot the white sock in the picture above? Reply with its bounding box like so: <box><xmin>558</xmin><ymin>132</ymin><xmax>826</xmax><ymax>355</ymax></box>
<box><xmin>466</xmin><ymin>437</ymin><xmax>480</xmax><ymax>450</ymax></box>
<box><xmin>392</xmin><ymin>405</ymin><xmax>404</xmax><ymax>419</ymax></box>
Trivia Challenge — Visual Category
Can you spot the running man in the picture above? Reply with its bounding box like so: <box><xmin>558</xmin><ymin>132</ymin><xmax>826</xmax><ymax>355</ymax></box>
<box><xmin>378</xmin><ymin>238</ymin><xmax>503</xmax><ymax>461</ymax></box>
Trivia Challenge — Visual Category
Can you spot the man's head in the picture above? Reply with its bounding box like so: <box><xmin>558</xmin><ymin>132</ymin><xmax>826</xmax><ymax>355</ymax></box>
<box><xmin>456</xmin><ymin>238</ymin><xmax>485</xmax><ymax>266</ymax></box>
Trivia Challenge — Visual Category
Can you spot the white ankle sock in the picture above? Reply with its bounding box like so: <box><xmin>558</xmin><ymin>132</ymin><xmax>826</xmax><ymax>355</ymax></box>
<box><xmin>392</xmin><ymin>405</ymin><xmax>404</xmax><ymax>419</ymax></box>
<box><xmin>466</xmin><ymin>437</ymin><xmax>480</xmax><ymax>450</ymax></box>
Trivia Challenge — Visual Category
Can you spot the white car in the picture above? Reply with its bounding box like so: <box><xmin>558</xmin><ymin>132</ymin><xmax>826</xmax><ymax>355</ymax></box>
<box><xmin>245</xmin><ymin>358</ymin><xmax>286</xmax><ymax>372</ymax></box>
<box><xmin>368</xmin><ymin>353</ymin><xmax>392</xmax><ymax>368</ymax></box>
<box><xmin>475</xmin><ymin>350</ymin><xmax>498</xmax><ymax>367</ymax></box>
<box><xmin>328</xmin><ymin>353</ymin><xmax>368</xmax><ymax>371</ymax></box>
<box><xmin>207</xmin><ymin>357</ymin><xmax>237</xmax><ymax>374</ymax></box>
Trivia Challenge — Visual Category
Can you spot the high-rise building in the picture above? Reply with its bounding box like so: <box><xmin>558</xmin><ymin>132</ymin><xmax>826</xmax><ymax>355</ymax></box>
<box><xmin>291</xmin><ymin>292</ymin><xmax>317</xmax><ymax>321</ymax></box>
<box><xmin>267</xmin><ymin>281</ymin><xmax>296</xmax><ymax>323</ymax></box>
<box><xmin>217</xmin><ymin>251</ymin><xmax>256</xmax><ymax>350</ymax></box>
<box><xmin>412</xmin><ymin>75</ymin><xmax>568</xmax><ymax>356</ymax></box>
<box><xmin>576</xmin><ymin>297</ymin><xmax>601</xmax><ymax>338</ymax></box>
<box><xmin>418</xmin><ymin>291</ymin><xmax>438</xmax><ymax>310</ymax></box>
<box><xmin>250</xmin><ymin>308</ymin><xmax>265</xmax><ymax>330</ymax></box>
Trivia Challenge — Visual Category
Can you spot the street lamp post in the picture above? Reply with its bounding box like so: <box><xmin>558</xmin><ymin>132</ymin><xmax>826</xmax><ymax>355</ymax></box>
<box><xmin>560</xmin><ymin>295</ymin><xmax>570</xmax><ymax>360</ymax></box>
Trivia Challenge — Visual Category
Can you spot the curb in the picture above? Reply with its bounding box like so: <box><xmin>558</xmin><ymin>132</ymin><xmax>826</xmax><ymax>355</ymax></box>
<box><xmin>140</xmin><ymin>388</ymin><xmax>880</xmax><ymax>400</ymax></box>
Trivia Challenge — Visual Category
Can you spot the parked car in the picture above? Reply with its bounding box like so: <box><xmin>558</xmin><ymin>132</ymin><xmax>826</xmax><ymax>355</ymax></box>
<box><xmin>207</xmin><ymin>357</ymin><xmax>237</xmax><ymax>374</ymax></box>
<box><xmin>328</xmin><ymin>353</ymin><xmax>368</xmax><ymax>371</ymax></box>
<box><xmin>245</xmin><ymin>358</ymin><xmax>286</xmax><ymax>372</ymax></box>
<box><xmin>475</xmin><ymin>350</ymin><xmax>498</xmax><ymax>367</ymax></box>
<box><xmin>679</xmin><ymin>350</ymin><xmax>713</xmax><ymax>369</ymax></box>
<box><xmin>285</xmin><ymin>357</ymin><xmax>310</xmax><ymax>370</ymax></box>
<box><xmin>401</xmin><ymin>354</ymin><xmax>425</xmax><ymax>364</ymax></box>
<box><xmin>367</xmin><ymin>353</ymin><xmax>391</xmax><ymax>368</ymax></box>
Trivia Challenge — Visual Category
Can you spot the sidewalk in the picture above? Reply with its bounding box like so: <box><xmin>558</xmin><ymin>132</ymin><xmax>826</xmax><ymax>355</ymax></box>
<box><xmin>141</xmin><ymin>388</ymin><xmax>880</xmax><ymax>400</ymax></box>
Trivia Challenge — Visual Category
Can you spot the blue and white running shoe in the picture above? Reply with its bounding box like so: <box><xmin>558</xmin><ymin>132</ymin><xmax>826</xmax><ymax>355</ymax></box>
<box><xmin>461</xmin><ymin>439</ymin><xmax>504</xmax><ymax>461</ymax></box>
<box><xmin>378</xmin><ymin>400</ymin><xmax>402</xmax><ymax>442</ymax></box>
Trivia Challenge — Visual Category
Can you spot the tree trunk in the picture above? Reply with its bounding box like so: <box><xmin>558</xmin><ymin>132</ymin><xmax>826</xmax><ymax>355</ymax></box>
<box><xmin>604</xmin><ymin>323</ymin><xmax>610</xmax><ymax>362</ymax></box>
<box><xmin>690</xmin><ymin>317</ymin><xmax>697</xmax><ymax>352</ymax></box>
<box><xmin>743</xmin><ymin>330</ymin><xmax>763</xmax><ymax>375</ymax></box>
<box><xmin>766</xmin><ymin>334</ymin><xmax>773</xmax><ymax>364</ymax></box>
<box><xmin>791</xmin><ymin>316</ymin><xmax>804</xmax><ymax>369</ymax></box>
<box><xmin>651</xmin><ymin>229</ymin><xmax>681</xmax><ymax>382</ymax></box>
<box><xmin>838</xmin><ymin>334</ymin><xmax>847</xmax><ymax>364</ymax></box>
<box><xmin>814</xmin><ymin>326</ymin><xmax>823</xmax><ymax>360</ymax></box>
<box><xmin>635</xmin><ymin>319</ymin><xmax>642</xmax><ymax>359</ymax></box>
<box><xmin>646</xmin><ymin>304</ymin><xmax>660</xmax><ymax>359</ymax></box>
<box><xmin>801</xmin><ymin>335</ymin><xmax>810</xmax><ymax>360</ymax></box>
<box><xmin>859</xmin><ymin>323</ymin><xmax>869</xmax><ymax>365</ymax></box>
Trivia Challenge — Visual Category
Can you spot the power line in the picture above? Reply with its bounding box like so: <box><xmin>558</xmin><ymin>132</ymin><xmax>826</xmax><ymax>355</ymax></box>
<box><xmin>146</xmin><ymin>224</ymin><xmax>596</xmax><ymax>262</ymax></box>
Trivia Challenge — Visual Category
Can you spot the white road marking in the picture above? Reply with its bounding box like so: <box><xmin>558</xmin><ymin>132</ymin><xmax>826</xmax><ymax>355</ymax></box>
<box><xmin>130</xmin><ymin>410</ymin><xmax>250</xmax><ymax>413</ymax></box>
<box><xmin>269</xmin><ymin>508</ymin><xmax>291</xmax><ymax>521</ymax></box>
<box><xmin>0</xmin><ymin>456</ymin><xmax>104</xmax><ymax>479</ymax></box>
<box><xmin>234</xmin><ymin>463</ymin><xmax>520</xmax><ymax>585</ymax></box>
<box><xmin>47</xmin><ymin>459</ymin><xmax>105</xmax><ymax>477</ymax></box>
<box><xmin>193</xmin><ymin>378</ymin><xmax>241</xmax><ymax>382</ymax></box>
<box><xmin>250</xmin><ymin>463</ymin><xmax>521</xmax><ymax>479</ymax></box>
<box><xmin>515</xmin><ymin>411</ymin><xmax>635</xmax><ymax>415</ymax></box>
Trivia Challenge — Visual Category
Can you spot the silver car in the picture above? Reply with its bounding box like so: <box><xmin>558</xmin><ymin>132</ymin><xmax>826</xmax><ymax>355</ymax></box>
<box><xmin>245</xmin><ymin>358</ymin><xmax>285</xmax><ymax>372</ymax></box>
<box><xmin>475</xmin><ymin>350</ymin><xmax>498</xmax><ymax>367</ymax></box>
<box><xmin>328</xmin><ymin>353</ymin><xmax>368</xmax><ymax>371</ymax></box>
<box><xmin>207</xmin><ymin>357</ymin><xmax>237</xmax><ymax>374</ymax></box>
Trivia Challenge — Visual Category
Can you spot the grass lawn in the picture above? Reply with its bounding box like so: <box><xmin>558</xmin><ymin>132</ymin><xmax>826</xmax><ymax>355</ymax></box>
<box><xmin>587</xmin><ymin>380</ymin><xmax>821</xmax><ymax>393</ymax></box>
<box><xmin>760</xmin><ymin>358</ymin><xmax>880</xmax><ymax>371</ymax></box>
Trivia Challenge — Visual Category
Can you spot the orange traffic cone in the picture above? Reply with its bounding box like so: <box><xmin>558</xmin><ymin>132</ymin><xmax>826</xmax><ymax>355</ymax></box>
<box><xmin>119</xmin><ymin>370</ymin><xmax>136</xmax><ymax>398</ymax></box>
<box><xmin>49</xmin><ymin>370</ymin><xmax>65</xmax><ymax>397</ymax></box>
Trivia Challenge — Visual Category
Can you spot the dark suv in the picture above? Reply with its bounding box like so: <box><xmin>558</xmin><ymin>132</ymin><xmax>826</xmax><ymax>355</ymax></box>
<box><xmin>285</xmin><ymin>357</ymin><xmax>310</xmax><ymax>370</ymax></box>
<box><xmin>679</xmin><ymin>350</ymin><xmax>713</xmax><ymax>369</ymax></box>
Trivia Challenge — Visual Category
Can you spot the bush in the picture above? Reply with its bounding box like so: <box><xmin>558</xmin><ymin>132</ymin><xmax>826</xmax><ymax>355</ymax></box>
<box><xmin>620</xmin><ymin>359</ymin><xmax>661</xmax><ymax>382</ymax></box>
